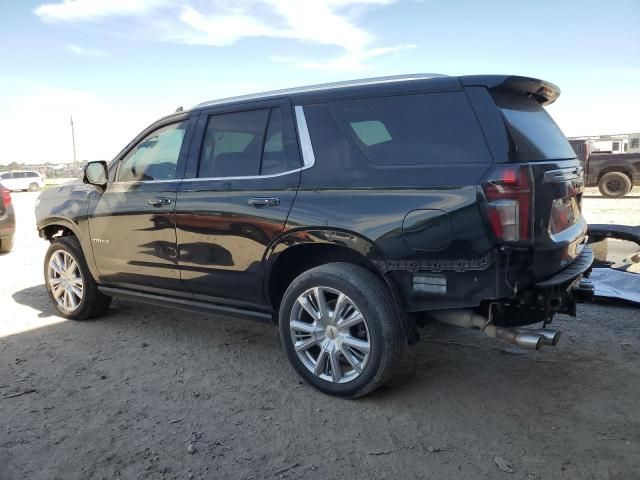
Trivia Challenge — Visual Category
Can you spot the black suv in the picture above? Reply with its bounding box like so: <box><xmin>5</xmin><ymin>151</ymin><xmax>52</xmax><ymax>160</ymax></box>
<box><xmin>36</xmin><ymin>74</ymin><xmax>593</xmax><ymax>397</ymax></box>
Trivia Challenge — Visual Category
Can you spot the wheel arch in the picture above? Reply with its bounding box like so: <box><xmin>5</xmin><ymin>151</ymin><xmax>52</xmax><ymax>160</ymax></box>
<box><xmin>38</xmin><ymin>217</ymin><xmax>100</xmax><ymax>281</ymax></box>
<box><xmin>264</xmin><ymin>228</ymin><xmax>413</xmax><ymax>339</ymax></box>
<box><xmin>597</xmin><ymin>167</ymin><xmax>633</xmax><ymax>183</ymax></box>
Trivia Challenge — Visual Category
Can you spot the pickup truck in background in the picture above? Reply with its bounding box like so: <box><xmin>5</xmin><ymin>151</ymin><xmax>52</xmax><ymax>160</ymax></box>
<box><xmin>569</xmin><ymin>139</ymin><xmax>640</xmax><ymax>197</ymax></box>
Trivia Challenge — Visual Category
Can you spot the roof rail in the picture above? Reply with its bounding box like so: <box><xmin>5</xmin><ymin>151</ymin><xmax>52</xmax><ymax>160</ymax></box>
<box><xmin>194</xmin><ymin>73</ymin><xmax>448</xmax><ymax>109</ymax></box>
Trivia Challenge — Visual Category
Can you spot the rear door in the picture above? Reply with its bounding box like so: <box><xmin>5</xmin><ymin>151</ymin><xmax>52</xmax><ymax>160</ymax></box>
<box><xmin>176</xmin><ymin>100</ymin><xmax>301</xmax><ymax>307</ymax></box>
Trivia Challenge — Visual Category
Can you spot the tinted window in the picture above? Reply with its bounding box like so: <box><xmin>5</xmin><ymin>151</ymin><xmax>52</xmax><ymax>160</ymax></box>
<box><xmin>331</xmin><ymin>92</ymin><xmax>492</xmax><ymax>165</ymax></box>
<box><xmin>0</xmin><ymin>173</ymin><xmax>10</xmax><ymax>179</ymax></box>
<box><xmin>15</xmin><ymin>172</ymin><xmax>27</xmax><ymax>178</ymax></box>
<box><xmin>199</xmin><ymin>109</ymin><xmax>269</xmax><ymax>178</ymax></box>
<box><xmin>261</xmin><ymin>107</ymin><xmax>298</xmax><ymax>175</ymax></box>
<box><xmin>492</xmin><ymin>91</ymin><xmax>576</xmax><ymax>161</ymax></box>
<box><xmin>117</xmin><ymin>122</ymin><xmax>187</xmax><ymax>182</ymax></box>
<box><xmin>27</xmin><ymin>172</ymin><xmax>38</xmax><ymax>177</ymax></box>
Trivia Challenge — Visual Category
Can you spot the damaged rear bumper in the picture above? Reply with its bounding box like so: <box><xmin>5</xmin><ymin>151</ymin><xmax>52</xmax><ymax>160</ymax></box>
<box><xmin>492</xmin><ymin>245</ymin><xmax>594</xmax><ymax>326</ymax></box>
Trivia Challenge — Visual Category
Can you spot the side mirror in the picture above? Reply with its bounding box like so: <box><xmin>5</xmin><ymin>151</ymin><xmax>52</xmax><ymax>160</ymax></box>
<box><xmin>83</xmin><ymin>161</ymin><xmax>108</xmax><ymax>189</ymax></box>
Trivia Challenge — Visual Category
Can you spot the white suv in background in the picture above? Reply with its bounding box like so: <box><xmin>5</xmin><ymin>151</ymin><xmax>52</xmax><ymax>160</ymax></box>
<box><xmin>0</xmin><ymin>171</ymin><xmax>44</xmax><ymax>191</ymax></box>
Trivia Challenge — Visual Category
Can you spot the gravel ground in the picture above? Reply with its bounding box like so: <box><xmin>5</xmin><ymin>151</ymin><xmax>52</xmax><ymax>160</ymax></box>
<box><xmin>1</xmin><ymin>190</ymin><xmax>639</xmax><ymax>480</ymax></box>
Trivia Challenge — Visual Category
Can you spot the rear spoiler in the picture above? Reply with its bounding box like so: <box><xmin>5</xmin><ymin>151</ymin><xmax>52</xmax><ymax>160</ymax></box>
<box><xmin>460</xmin><ymin>75</ymin><xmax>561</xmax><ymax>106</ymax></box>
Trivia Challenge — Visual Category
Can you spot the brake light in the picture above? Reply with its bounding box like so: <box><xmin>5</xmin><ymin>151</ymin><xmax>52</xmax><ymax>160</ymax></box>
<box><xmin>482</xmin><ymin>165</ymin><xmax>533</xmax><ymax>242</ymax></box>
<box><xmin>1</xmin><ymin>188</ymin><xmax>10</xmax><ymax>207</ymax></box>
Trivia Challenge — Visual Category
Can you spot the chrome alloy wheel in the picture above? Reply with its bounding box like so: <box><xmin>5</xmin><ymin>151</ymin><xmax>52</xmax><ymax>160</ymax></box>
<box><xmin>48</xmin><ymin>250</ymin><xmax>84</xmax><ymax>313</ymax></box>
<box><xmin>289</xmin><ymin>287</ymin><xmax>371</xmax><ymax>384</ymax></box>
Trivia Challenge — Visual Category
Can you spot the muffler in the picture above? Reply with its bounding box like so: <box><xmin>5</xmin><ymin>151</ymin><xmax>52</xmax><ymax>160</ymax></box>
<box><xmin>430</xmin><ymin>309</ymin><xmax>544</xmax><ymax>350</ymax></box>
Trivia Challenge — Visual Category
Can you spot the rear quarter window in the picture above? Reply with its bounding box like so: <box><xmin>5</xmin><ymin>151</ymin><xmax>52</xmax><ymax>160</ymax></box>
<box><xmin>330</xmin><ymin>92</ymin><xmax>492</xmax><ymax>165</ymax></box>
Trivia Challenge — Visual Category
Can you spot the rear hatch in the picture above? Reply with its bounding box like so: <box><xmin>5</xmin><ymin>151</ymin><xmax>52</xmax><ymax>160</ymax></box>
<box><xmin>476</xmin><ymin>81</ymin><xmax>587</xmax><ymax>281</ymax></box>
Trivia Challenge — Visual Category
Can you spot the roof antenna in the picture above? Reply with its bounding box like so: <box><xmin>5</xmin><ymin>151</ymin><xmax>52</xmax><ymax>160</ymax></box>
<box><xmin>175</xmin><ymin>106</ymin><xmax>183</xmax><ymax>113</ymax></box>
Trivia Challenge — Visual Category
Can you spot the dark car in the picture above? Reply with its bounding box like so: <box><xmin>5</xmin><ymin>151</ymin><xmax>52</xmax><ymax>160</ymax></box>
<box><xmin>568</xmin><ymin>139</ymin><xmax>640</xmax><ymax>197</ymax></box>
<box><xmin>35</xmin><ymin>74</ymin><xmax>593</xmax><ymax>397</ymax></box>
<box><xmin>0</xmin><ymin>183</ymin><xmax>15</xmax><ymax>252</ymax></box>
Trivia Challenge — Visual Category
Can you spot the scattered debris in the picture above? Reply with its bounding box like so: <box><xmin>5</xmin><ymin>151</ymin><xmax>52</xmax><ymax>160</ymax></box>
<box><xmin>367</xmin><ymin>450</ymin><xmax>394</xmax><ymax>456</ymax></box>
<box><xmin>585</xmin><ymin>268</ymin><xmax>640</xmax><ymax>304</ymax></box>
<box><xmin>426</xmin><ymin>446</ymin><xmax>440</xmax><ymax>453</ymax></box>
<box><xmin>2</xmin><ymin>389</ymin><xmax>37</xmax><ymax>399</ymax></box>
<box><xmin>273</xmin><ymin>463</ymin><xmax>300</xmax><ymax>476</ymax></box>
<box><xmin>169</xmin><ymin>419</ymin><xmax>183</xmax><ymax>424</ymax></box>
<box><xmin>494</xmin><ymin>456</ymin><xmax>515</xmax><ymax>473</ymax></box>
<box><xmin>187</xmin><ymin>444</ymin><xmax>196</xmax><ymax>454</ymax></box>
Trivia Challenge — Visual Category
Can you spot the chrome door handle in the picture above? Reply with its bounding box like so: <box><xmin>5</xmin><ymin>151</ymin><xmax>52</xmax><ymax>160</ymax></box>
<box><xmin>148</xmin><ymin>197</ymin><xmax>172</xmax><ymax>207</ymax></box>
<box><xmin>248</xmin><ymin>197</ymin><xmax>280</xmax><ymax>207</ymax></box>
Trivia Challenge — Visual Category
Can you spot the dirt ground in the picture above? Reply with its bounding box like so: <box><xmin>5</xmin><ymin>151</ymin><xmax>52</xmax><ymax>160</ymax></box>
<box><xmin>1</xmin><ymin>189</ymin><xmax>639</xmax><ymax>480</ymax></box>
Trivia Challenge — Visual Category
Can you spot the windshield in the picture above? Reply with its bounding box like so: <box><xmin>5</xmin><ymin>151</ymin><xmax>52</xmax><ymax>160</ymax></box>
<box><xmin>492</xmin><ymin>91</ymin><xmax>576</xmax><ymax>162</ymax></box>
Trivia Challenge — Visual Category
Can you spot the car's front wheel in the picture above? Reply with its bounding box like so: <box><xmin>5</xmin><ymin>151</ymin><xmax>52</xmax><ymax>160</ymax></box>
<box><xmin>28</xmin><ymin>182</ymin><xmax>40</xmax><ymax>192</ymax></box>
<box><xmin>279</xmin><ymin>263</ymin><xmax>405</xmax><ymax>398</ymax></box>
<box><xmin>44</xmin><ymin>236</ymin><xmax>111</xmax><ymax>320</ymax></box>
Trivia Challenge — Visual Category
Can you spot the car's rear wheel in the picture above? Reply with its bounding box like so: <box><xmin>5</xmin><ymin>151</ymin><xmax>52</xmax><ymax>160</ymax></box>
<box><xmin>44</xmin><ymin>236</ymin><xmax>111</xmax><ymax>320</ymax></box>
<box><xmin>0</xmin><ymin>236</ymin><xmax>13</xmax><ymax>253</ymax></box>
<box><xmin>28</xmin><ymin>182</ymin><xmax>40</xmax><ymax>192</ymax></box>
<box><xmin>598</xmin><ymin>172</ymin><xmax>632</xmax><ymax>198</ymax></box>
<box><xmin>279</xmin><ymin>263</ymin><xmax>405</xmax><ymax>398</ymax></box>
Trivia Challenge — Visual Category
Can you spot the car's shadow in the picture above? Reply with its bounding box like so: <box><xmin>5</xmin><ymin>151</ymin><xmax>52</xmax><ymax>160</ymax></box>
<box><xmin>12</xmin><ymin>283</ymin><xmax>638</xmax><ymax>405</ymax></box>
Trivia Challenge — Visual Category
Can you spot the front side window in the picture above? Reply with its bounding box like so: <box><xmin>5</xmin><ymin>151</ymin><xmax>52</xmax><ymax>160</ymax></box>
<box><xmin>117</xmin><ymin>121</ymin><xmax>187</xmax><ymax>182</ymax></box>
<box><xmin>612</xmin><ymin>141</ymin><xmax>620</xmax><ymax>152</ymax></box>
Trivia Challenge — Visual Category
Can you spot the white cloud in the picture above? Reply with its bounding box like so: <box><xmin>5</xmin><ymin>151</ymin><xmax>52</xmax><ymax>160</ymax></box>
<box><xmin>67</xmin><ymin>44</ymin><xmax>107</xmax><ymax>56</ymax></box>
<box><xmin>35</xmin><ymin>0</ymin><xmax>171</xmax><ymax>21</ymax></box>
<box><xmin>35</xmin><ymin>0</ymin><xmax>413</xmax><ymax>71</ymax></box>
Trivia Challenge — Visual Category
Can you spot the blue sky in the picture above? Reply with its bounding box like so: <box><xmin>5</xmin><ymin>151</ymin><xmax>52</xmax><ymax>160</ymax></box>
<box><xmin>0</xmin><ymin>0</ymin><xmax>638</xmax><ymax>164</ymax></box>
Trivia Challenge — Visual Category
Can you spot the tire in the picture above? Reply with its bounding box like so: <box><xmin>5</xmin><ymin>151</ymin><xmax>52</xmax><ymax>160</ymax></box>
<box><xmin>598</xmin><ymin>172</ymin><xmax>632</xmax><ymax>198</ymax></box>
<box><xmin>44</xmin><ymin>236</ymin><xmax>111</xmax><ymax>320</ymax></box>
<box><xmin>278</xmin><ymin>263</ymin><xmax>405</xmax><ymax>398</ymax></box>
<box><xmin>0</xmin><ymin>236</ymin><xmax>13</xmax><ymax>253</ymax></box>
<box><xmin>28</xmin><ymin>183</ymin><xmax>40</xmax><ymax>192</ymax></box>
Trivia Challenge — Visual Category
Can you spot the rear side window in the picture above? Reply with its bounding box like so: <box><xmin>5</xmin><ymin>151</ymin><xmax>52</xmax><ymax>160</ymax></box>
<box><xmin>198</xmin><ymin>107</ymin><xmax>299</xmax><ymax>178</ymax></box>
<box><xmin>492</xmin><ymin>91</ymin><xmax>576</xmax><ymax>162</ymax></box>
<box><xmin>331</xmin><ymin>92</ymin><xmax>492</xmax><ymax>165</ymax></box>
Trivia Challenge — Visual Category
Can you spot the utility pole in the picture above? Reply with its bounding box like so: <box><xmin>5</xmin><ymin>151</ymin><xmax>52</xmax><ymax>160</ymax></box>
<box><xmin>70</xmin><ymin>115</ymin><xmax>77</xmax><ymax>164</ymax></box>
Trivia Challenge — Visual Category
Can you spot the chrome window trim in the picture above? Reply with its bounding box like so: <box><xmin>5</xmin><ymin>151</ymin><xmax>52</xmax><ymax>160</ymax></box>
<box><xmin>294</xmin><ymin>105</ymin><xmax>315</xmax><ymax>169</ymax></box>
<box><xmin>109</xmin><ymin>106</ymin><xmax>316</xmax><ymax>185</ymax></box>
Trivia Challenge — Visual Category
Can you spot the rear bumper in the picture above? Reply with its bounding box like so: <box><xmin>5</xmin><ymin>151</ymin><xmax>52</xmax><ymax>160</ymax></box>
<box><xmin>535</xmin><ymin>244</ymin><xmax>594</xmax><ymax>289</ymax></box>
<box><xmin>495</xmin><ymin>245</ymin><xmax>593</xmax><ymax>326</ymax></box>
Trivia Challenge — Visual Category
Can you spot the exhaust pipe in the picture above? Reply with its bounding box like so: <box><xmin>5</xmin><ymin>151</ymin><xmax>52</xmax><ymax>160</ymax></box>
<box><xmin>515</xmin><ymin>328</ymin><xmax>561</xmax><ymax>346</ymax></box>
<box><xmin>430</xmin><ymin>309</ymin><xmax>544</xmax><ymax>350</ymax></box>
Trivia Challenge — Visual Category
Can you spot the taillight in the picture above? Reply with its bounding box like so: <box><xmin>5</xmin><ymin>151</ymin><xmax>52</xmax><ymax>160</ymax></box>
<box><xmin>482</xmin><ymin>165</ymin><xmax>533</xmax><ymax>242</ymax></box>
<box><xmin>1</xmin><ymin>188</ymin><xmax>10</xmax><ymax>207</ymax></box>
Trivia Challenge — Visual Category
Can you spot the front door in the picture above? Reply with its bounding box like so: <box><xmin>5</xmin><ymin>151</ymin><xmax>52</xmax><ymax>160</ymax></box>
<box><xmin>176</xmin><ymin>101</ymin><xmax>301</xmax><ymax>306</ymax></box>
<box><xmin>87</xmin><ymin>116</ymin><xmax>194</xmax><ymax>294</ymax></box>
